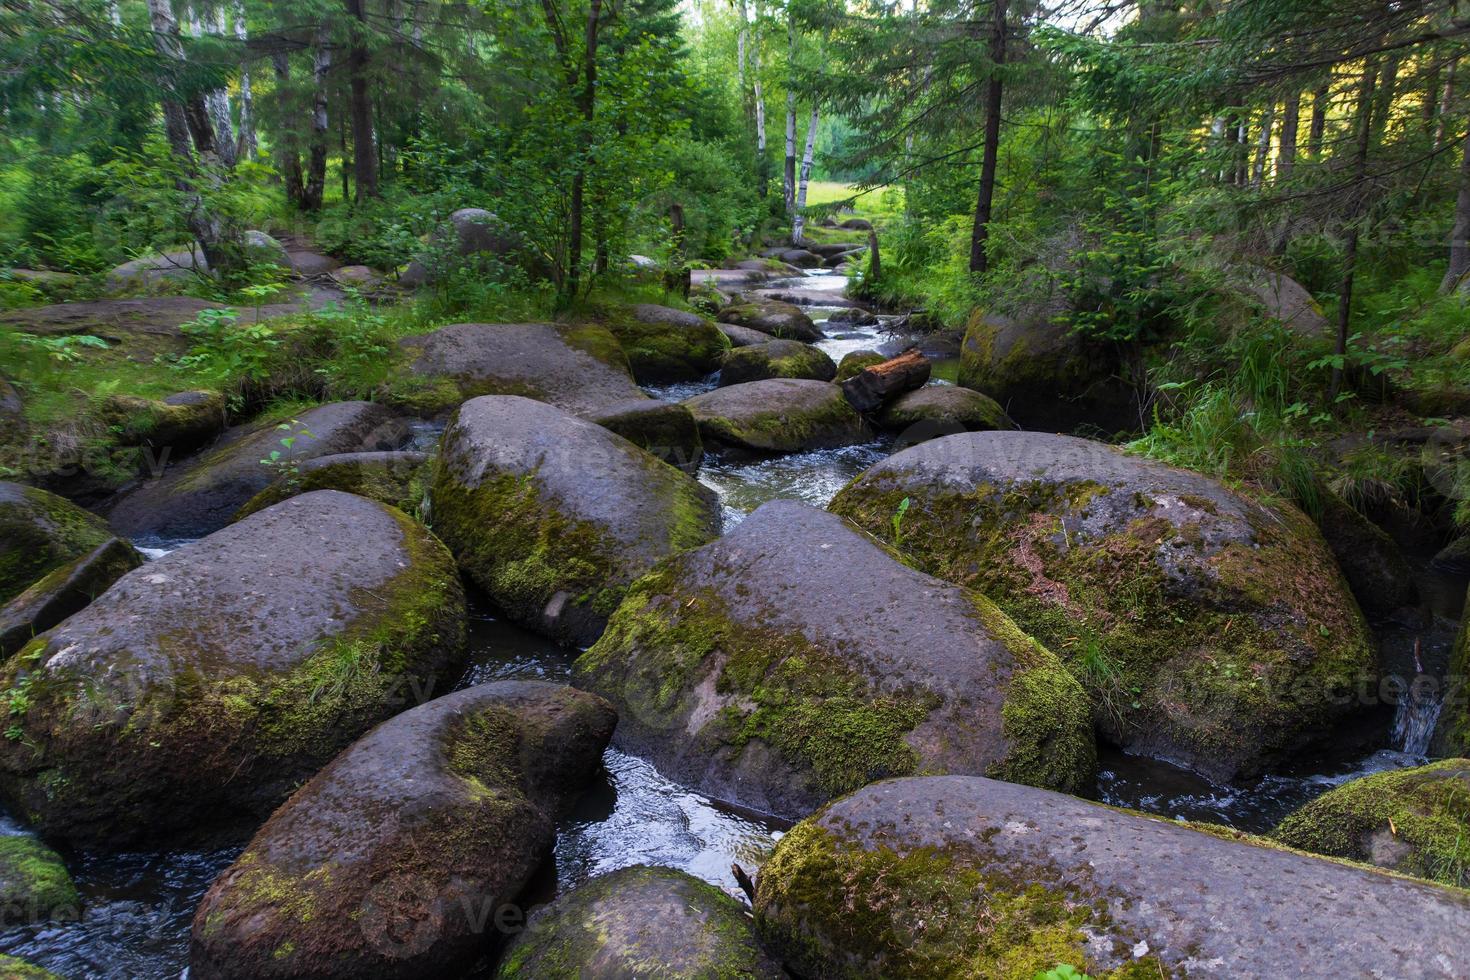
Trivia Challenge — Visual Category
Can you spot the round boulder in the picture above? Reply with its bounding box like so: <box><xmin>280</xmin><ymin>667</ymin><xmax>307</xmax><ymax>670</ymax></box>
<box><xmin>98</xmin><ymin>390</ymin><xmax>226</xmax><ymax>456</ymax></box>
<box><xmin>876</xmin><ymin>386</ymin><xmax>1015</xmax><ymax>441</ymax></box>
<box><xmin>0</xmin><ymin>483</ymin><xmax>114</xmax><ymax>604</ymax></box>
<box><xmin>399</xmin><ymin>208</ymin><xmax>534</xmax><ymax>287</ymax></box>
<box><xmin>574</xmin><ymin>501</ymin><xmax>1095</xmax><ymax>819</ymax></box>
<box><xmin>685</xmin><ymin>380</ymin><xmax>868</xmax><ymax>455</ymax></box>
<box><xmin>0</xmin><ymin>491</ymin><xmax>467</xmax><ymax>845</ymax></box>
<box><xmin>432</xmin><ymin>397</ymin><xmax>720</xmax><ymax>646</ymax></box>
<box><xmin>0</xmin><ymin>537</ymin><xmax>142</xmax><ymax>657</ymax></box>
<box><xmin>829</xmin><ymin>430</ymin><xmax>1376</xmax><ymax>782</ymax></box>
<box><xmin>715</xmin><ymin>323</ymin><xmax>772</xmax><ymax>348</ymax></box>
<box><xmin>717</xmin><ymin>301</ymin><xmax>821</xmax><ymax>343</ymax></box>
<box><xmin>836</xmin><ymin>350</ymin><xmax>885</xmax><ymax>382</ymax></box>
<box><xmin>234</xmin><ymin>450</ymin><xmax>431</xmax><ymax>521</ymax></box>
<box><xmin>191</xmin><ymin>681</ymin><xmax>616</xmax><ymax>980</ymax></box>
<box><xmin>0</xmin><ymin>836</ymin><xmax>79</xmax><ymax>925</ymax></box>
<box><xmin>495</xmin><ymin>865</ymin><xmax>786</xmax><ymax>979</ymax></box>
<box><xmin>601</xmin><ymin>304</ymin><xmax>727</xmax><ymax>383</ymax></box>
<box><xmin>586</xmin><ymin>400</ymin><xmax>704</xmax><ymax>474</ymax></box>
<box><xmin>755</xmin><ymin>775</ymin><xmax>1470</xmax><ymax>979</ymax></box>
<box><xmin>719</xmin><ymin>340</ymin><xmax>835</xmax><ymax>387</ymax></box>
<box><xmin>1312</xmin><ymin>491</ymin><xmax>1418</xmax><ymax>619</ymax></box>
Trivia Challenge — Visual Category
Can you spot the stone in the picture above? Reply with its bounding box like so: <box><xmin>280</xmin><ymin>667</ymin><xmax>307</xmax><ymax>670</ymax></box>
<box><xmin>234</xmin><ymin>451</ymin><xmax>432</xmax><ymax>521</ymax></box>
<box><xmin>0</xmin><ymin>836</ymin><xmax>79</xmax><ymax>926</ymax></box>
<box><xmin>716</xmin><ymin>301</ymin><xmax>821</xmax><ymax>343</ymax></box>
<box><xmin>0</xmin><ymin>538</ymin><xmax>143</xmax><ymax>657</ymax></box>
<box><xmin>601</xmin><ymin>304</ymin><xmax>727</xmax><ymax>383</ymax></box>
<box><xmin>0</xmin><ymin>482</ymin><xmax>114</xmax><ymax>604</ymax></box>
<box><xmin>876</xmin><ymin>386</ymin><xmax>1015</xmax><ymax>442</ymax></box>
<box><xmin>685</xmin><ymin>380</ymin><xmax>869</xmax><ymax>455</ymax></box>
<box><xmin>398</xmin><ymin>208</ymin><xmax>536</xmax><ymax>287</ymax></box>
<box><xmin>715</xmin><ymin>323</ymin><xmax>772</xmax><ymax>348</ymax></box>
<box><xmin>836</xmin><ymin>350</ymin><xmax>885</xmax><ymax>381</ymax></box>
<box><xmin>719</xmin><ymin>340</ymin><xmax>836</xmax><ymax>387</ymax></box>
<box><xmin>586</xmin><ymin>400</ymin><xmax>704</xmax><ymax>474</ymax></box>
<box><xmin>1313</xmin><ymin>491</ymin><xmax>1418</xmax><ymax>619</ymax></box>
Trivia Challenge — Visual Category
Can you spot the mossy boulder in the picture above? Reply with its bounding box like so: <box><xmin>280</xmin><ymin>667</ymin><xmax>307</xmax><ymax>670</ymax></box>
<box><xmin>234</xmin><ymin>450</ymin><xmax>431</xmax><ymax>520</ymax></box>
<box><xmin>574</xmin><ymin>500</ymin><xmax>1095</xmax><ymax>819</ymax></box>
<box><xmin>835</xmin><ymin>350</ymin><xmax>884</xmax><ymax>381</ymax></box>
<box><xmin>685</xmin><ymin>380</ymin><xmax>869</xmax><ymax>455</ymax></box>
<box><xmin>958</xmin><ymin>305</ymin><xmax>1135</xmax><ymax>433</ymax></box>
<box><xmin>754</xmin><ymin>775</ymin><xmax>1470</xmax><ymax>979</ymax></box>
<box><xmin>107</xmin><ymin>400</ymin><xmax>410</xmax><ymax>540</ymax></box>
<box><xmin>1313</xmin><ymin>491</ymin><xmax>1418</xmax><ymax>619</ymax></box>
<box><xmin>1439</xmin><ymin>600</ymin><xmax>1470</xmax><ymax>756</ymax></box>
<box><xmin>1271</xmin><ymin>760</ymin><xmax>1470</xmax><ymax>888</ymax></box>
<box><xmin>876</xmin><ymin>385</ymin><xmax>1015</xmax><ymax>439</ymax></box>
<box><xmin>0</xmin><ymin>482</ymin><xmax>114</xmax><ymax>604</ymax></box>
<box><xmin>398</xmin><ymin>208</ymin><xmax>540</xmax><ymax>287</ymax></box>
<box><xmin>829</xmin><ymin>430</ymin><xmax>1376</xmax><ymax>782</ymax></box>
<box><xmin>0</xmin><ymin>954</ymin><xmax>62</xmax><ymax>979</ymax></box>
<box><xmin>587</xmin><ymin>400</ymin><xmax>704</xmax><ymax>474</ymax></box>
<box><xmin>0</xmin><ymin>491</ymin><xmax>467</xmax><ymax>846</ymax></box>
<box><xmin>719</xmin><ymin>340</ymin><xmax>835</xmax><ymax>387</ymax></box>
<box><xmin>496</xmin><ymin>865</ymin><xmax>786</xmax><ymax>979</ymax></box>
<box><xmin>0</xmin><ymin>836</ymin><xmax>79</xmax><ymax>925</ymax></box>
<box><xmin>601</xmin><ymin>304</ymin><xmax>728</xmax><ymax>383</ymax></box>
<box><xmin>432</xmin><ymin>396</ymin><xmax>720</xmax><ymax>647</ymax></box>
<box><xmin>190</xmin><ymin>680</ymin><xmax>615</xmax><ymax>980</ymax></box>
<box><xmin>97</xmin><ymin>389</ymin><xmax>226</xmax><ymax>455</ymax></box>
<box><xmin>0</xmin><ymin>537</ymin><xmax>142</xmax><ymax>657</ymax></box>
<box><xmin>716</xmin><ymin>323</ymin><xmax>774</xmax><ymax>348</ymax></box>
<box><xmin>716</xmin><ymin>301</ymin><xmax>821</xmax><ymax>343</ymax></box>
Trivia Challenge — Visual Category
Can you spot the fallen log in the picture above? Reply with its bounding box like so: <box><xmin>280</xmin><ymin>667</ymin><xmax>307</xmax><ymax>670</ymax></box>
<box><xmin>842</xmin><ymin>349</ymin><xmax>931</xmax><ymax>414</ymax></box>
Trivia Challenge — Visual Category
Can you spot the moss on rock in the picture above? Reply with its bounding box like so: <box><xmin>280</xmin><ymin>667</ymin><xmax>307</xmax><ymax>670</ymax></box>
<box><xmin>836</xmin><ymin>350</ymin><xmax>885</xmax><ymax>382</ymax></box>
<box><xmin>720</xmin><ymin>341</ymin><xmax>836</xmax><ymax>387</ymax></box>
<box><xmin>0</xmin><ymin>954</ymin><xmax>63</xmax><ymax>979</ymax></box>
<box><xmin>685</xmin><ymin>379</ymin><xmax>868</xmax><ymax>455</ymax></box>
<box><xmin>597</xmin><ymin>304</ymin><xmax>728</xmax><ymax>383</ymax></box>
<box><xmin>0</xmin><ymin>836</ymin><xmax>79</xmax><ymax>925</ymax></box>
<box><xmin>0</xmin><ymin>482</ymin><xmax>114</xmax><ymax>604</ymax></box>
<box><xmin>234</xmin><ymin>451</ymin><xmax>430</xmax><ymax>521</ymax></box>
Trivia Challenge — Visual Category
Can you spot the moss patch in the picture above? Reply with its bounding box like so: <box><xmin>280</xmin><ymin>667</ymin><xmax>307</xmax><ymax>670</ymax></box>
<box><xmin>0</xmin><ymin>484</ymin><xmax>114</xmax><ymax>604</ymax></box>
<box><xmin>0</xmin><ymin>836</ymin><xmax>79</xmax><ymax>924</ymax></box>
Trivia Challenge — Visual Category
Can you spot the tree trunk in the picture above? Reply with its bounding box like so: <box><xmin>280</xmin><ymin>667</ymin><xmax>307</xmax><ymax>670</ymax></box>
<box><xmin>1436</xmin><ymin>60</ymin><xmax>1457</xmax><ymax>151</ymax></box>
<box><xmin>189</xmin><ymin>4</ymin><xmax>236</xmax><ymax>167</ymax></box>
<box><xmin>566</xmin><ymin>0</ymin><xmax>603</xmax><ymax>299</ymax></box>
<box><xmin>792</xmin><ymin>103</ymin><xmax>820</xmax><ymax>244</ymax></box>
<box><xmin>1441</xmin><ymin>124</ymin><xmax>1470</xmax><ymax>292</ymax></box>
<box><xmin>968</xmin><ymin>0</ymin><xmax>1007</xmax><ymax>275</ymax></box>
<box><xmin>1332</xmin><ymin>61</ymin><xmax>1379</xmax><ymax>399</ymax></box>
<box><xmin>1251</xmin><ymin>107</ymin><xmax>1274</xmax><ymax>188</ymax></box>
<box><xmin>232</xmin><ymin>0</ymin><xmax>256</xmax><ymax>159</ymax></box>
<box><xmin>345</xmin><ymin>0</ymin><xmax>377</xmax><ymax>200</ymax></box>
<box><xmin>271</xmin><ymin>52</ymin><xmax>304</xmax><ymax>207</ymax></box>
<box><xmin>753</xmin><ymin>0</ymin><xmax>768</xmax><ymax>198</ymax></box>
<box><xmin>841</xmin><ymin>350</ymin><xmax>931</xmax><ymax>414</ymax></box>
<box><xmin>783</xmin><ymin>14</ymin><xmax>797</xmax><ymax>216</ymax></box>
<box><xmin>1278</xmin><ymin>91</ymin><xmax>1300</xmax><ymax>181</ymax></box>
<box><xmin>304</xmin><ymin>23</ymin><xmax>332</xmax><ymax>211</ymax></box>
<box><xmin>1308</xmin><ymin>82</ymin><xmax>1330</xmax><ymax>158</ymax></box>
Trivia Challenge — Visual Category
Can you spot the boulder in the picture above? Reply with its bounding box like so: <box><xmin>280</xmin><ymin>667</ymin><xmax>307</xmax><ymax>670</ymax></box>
<box><xmin>107</xmin><ymin>401</ymin><xmax>410</xmax><ymax>540</ymax></box>
<box><xmin>0</xmin><ymin>483</ymin><xmax>114</xmax><ymax>604</ymax></box>
<box><xmin>97</xmin><ymin>389</ymin><xmax>226</xmax><ymax>455</ymax></box>
<box><xmin>685</xmin><ymin>380</ymin><xmax>869</xmax><ymax>455</ymax></box>
<box><xmin>1232</xmin><ymin>265</ymin><xmax>1330</xmax><ymax>337</ymax></box>
<box><xmin>0</xmin><ymin>377</ymin><xmax>21</xmax><ymax>419</ymax></box>
<box><xmin>1313</xmin><ymin>491</ymin><xmax>1418</xmax><ymax>619</ymax></box>
<box><xmin>0</xmin><ymin>538</ymin><xmax>142</xmax><ymax>657</ymax></box>
<box><xmin>574</xmin><ymin>501</ymin><xmax>1094</xmax><ymax>818</ymax></box>
<box><xmin>0</xmin><ymin>836</ymin><xmax>79</xmax><ymax>926</ymax></box>
<box><xmin>958</xmin><ymin>304</ymin><xmax>1136</xmax><ymax>433</ymax></box>
<box><xmin>243</xmin><ymin>230</ymin><xmax>291</xmax><ymax>268</ymax></box>
<box><xmin>0</xmin><ymin>491</ymin><xmax>467</xmax><ymax>845</ymax></box>
<box><xmin>755</xmin><ymin>775</ymin><xmax>1470</xmax><ymax>979</ymax></box>
<box><xmin>190</xmin><ymin>681</ymin><xmax>615</xmax><ymax>980</ymax></box>
<box><xmin>106</xmin><ymin>246</ymin><xmax>207</xmax><ymax>291</ymax></box>
<box><xmin>495</xmin><ymin>865</ymin><xmax>786</xmax><ymax>979</ymax></box>
<box><xmin>829</xmin><ymin>430</ymin><xmax>1376</xmax><ymax>782</ymax></box>
<box><xmin>836</xmin><ymin>350</ymin><xmax>885</xmax><ymax>381</ymax></box>
<box><xmin>717</xmin><ymin>301</ymin><xmax>821</xmax><ymax>343</ymax></box>
<box><xmin>876</xmin><ymin>386</ymin><xmax>1015</xmax><ymax>440</ymax></box>
<box><xmin>399</xmin><ymin>208</ymin><xmax>534</xmax><ymax>287</ymax></box>
<box><xmin>0</xmin><ymin>955</ymin><xmax>62</xmax><ymax>979</ymax></box>
<box><xmin>1272</xmin><ymin>759</ymin><xmax>1470</xmax><ymax>889</ymax></box>
<box><xmin>432</xmin><ymin>397</ymin><xmax>719</xmax><ymax>646</ymax></box>
<box><xmin>600</xmin><ymin>304</ymin><xmax>727</xmax><ymax>383</ymax></box>
<box><xmin>719</xmin><ymin>340</ymin><xmax>835</xmax><ymax>387</ymax></box>
<box><xmin>0</xmin><ymin>296</ymin><xmax>226</xmax><ymax>357</ymax></box>
<box><xmin>586</xmin><ymin>400</ymin><xmax>704</xmax><ymax>474</ymax></box>
<box><xmin>778</xmin><ymin>249</ymin><xmax>821</xmax><ymax>268</ymax></box>
<box><xmin>826</xmin><ymin>308</ymin><xmax>878</xmax><ymax>327</ymax></box>
<box><xmin>396</xmin><ymin>321</ymin><xmax>644</xmax><ymax>417</ymax></box>
<box><xmin>1442</xmin><ymin>608</ymin><xmax>1470</xmax><ymax>756</ymax></box>
<box><xmin>330</xmin><ymin>265</ymin><xmax>384</xmax><ymax>289</ymax></box>
<box><xmin>715</xmin><ymin>323</ymin><xmax>772</xmax><ymax>348</ymax></box>
<box><xmin>751</xmin><ymin>288</ymin><xmax>865</xmax><ymax>310</ymax></box>
<box><xmin>1431</xmin><ymin>534</ymin><xmax>1470</xmax><ymax>574</ymax></box>
<box><xmin>839</xmin><ymin>217</ymin><xmax>873</xmax><ymax>231</ymax></box>
<box><xmin>234</xmin><ymin>451</ymin><xmax>431</xmax><ymax>521</ymax></box>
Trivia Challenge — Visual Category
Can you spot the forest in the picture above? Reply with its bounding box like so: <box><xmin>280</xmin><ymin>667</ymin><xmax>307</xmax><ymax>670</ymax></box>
<box><xmin>1</xmin><ymin>1</ymin><xmax>1470</xmax><ymax>978</ymax></box>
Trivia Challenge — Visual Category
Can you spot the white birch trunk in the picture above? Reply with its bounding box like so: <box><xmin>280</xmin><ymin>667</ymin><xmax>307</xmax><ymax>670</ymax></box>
<box><xmin>792</xmin><ymin>103</ymin><xmax>820</xmax><ymax>244</ymax></box>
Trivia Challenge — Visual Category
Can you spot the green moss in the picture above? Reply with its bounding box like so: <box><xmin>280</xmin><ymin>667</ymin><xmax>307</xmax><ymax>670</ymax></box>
<box><xmin>0</xmin><ymin>953</ymin><xmax>64</xmax><ymax>979</ymax></box>
<box><xmin>0</xmin><ymin>485</ymin><xmax>114</xmax><ymax>604</ymax></box>
<box><xmin>561</xmin><ymin>321</ymin><xmax>634</xmax><ymax>373</ymax></box>
<box><xmin>722</xmin><ymin>343</ymin><xmax>834</xmax><ymax>384</ymax></box>
<box><xmin>595</xmin><ymin>306</ymin><xmax>726</xmax><ymax>383</ymax></box>
<box><xmin>0</xmin><ymin>836</ymin><xmax>79</xmax><ymax>923</ymax></box>
<box><xmin>837</xmin><ymin>351</ymin><xmax>886</xmax><ymax>382</ymax></box>
<box><xmin>1271</xmin><ymin>760</ymin><xmax>1470</xmax><ymax>889</ymax></box>
<box><xmin>695</xmin><ymin>388</ymin><xmax>862</xmax><ymax>453</ymax></box>
<box><xmin>234</xmin><ymin>456</ymin><xmax>430</xmax><ymax>521</ymax></box>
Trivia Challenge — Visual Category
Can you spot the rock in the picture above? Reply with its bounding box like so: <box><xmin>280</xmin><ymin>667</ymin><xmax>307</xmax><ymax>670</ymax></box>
<box><xmin>717</xmin><ymin>301</ymin><xmax>821</xmax><ymax>343</ymax></box>
<box><xmin>432</xmin><ymin>397</ymin><xmax>720</xmax><ymax>646</ymax></box>
<box><xmin>750</xmin><ymin>288</ymin><xmax>865</xmax><ymax>309</ymax></box>
<box><xmin>191</xmin><ymin>681</ymin><xmax>615</xmax><ymax>980</ymax></box>
<box><xmin>0</xmin><ymin>954</ymin><xmax>62</xmax><ymax>979</ymax></box>
<box><xmin>0</xmin><ymin>482</ymin><xmax>114</xmax><ymax>604</ymax></box>
<box><xmin>1431</xmin><ymin>534</ymin><xmax>1470</xmax><ymax>574</ymax></box>
<box><xmin>822</xmin><ymin>250</ymin><xmax>863</xmax><ymax>269</ymax></box>
<box><xmin>876</xmin><ymin>386</ymin><xmax>1015</xmax><ymax>441</ymax></box>
<box><xmin>399</xmin><ymin>208</ymin><xmax>534</xmax><ymax>287</ymax></box>
<box><xmin>107</xmin><ymin>401</ymin><xmax>410</xmax><ymax>540</ymax></box>
<box><xmin>719</xmin><ymin>340</ymin><xmax>836</xmax><ymax>387</ymax></box>
<box><xmin>106</xmin><ymin>246</ymin><xmax>208</xmax><ymax>291</ymax></box>
<box><xmin>778</xmin><ymin>249</ymin><xmax>821</xmax><ymax>268</ymax></box>
<box><xmin>234</xmin><ymin>451</ymin><xmax>431</xmax><ymax>521</ymax></box>
<box><xmin>627</xmin><ymin>254</ymin><xmax>660</xmax><ymax>271</ymax></box>
<box><xmin>958</xmin><ymin>304</ymin><xmax>1137</xmax><ymax>433</ymax></box>
<box><xmin>685</xmin><ymin>380</ymin><xmax>869</xmax><ymax>455</ymax></box>
<box><xmin>0</xmin><ymin>836</ymin><xmax>79</xmax><ymax>925</ymax></box>
<box><xmin>285</xmin><ymin>246</ymin><xmax>341</xmax><ymax>277</ymax></box>
<box><xmin>829</xmin><ymin>430</ymin><xmax>1376</xmax><ymax>782</ymax></box>
<box><xmin>836</xmin><ymin>350</ymin><xmax>885</xmax><ymax>381</ymax></box>
<box><xmin>715</xmin><ymin>323</ymin><xmax>772</xmax><ymax>348</ymax></box>
<box><xmin>826</xmin><ymin>308</ymin><xmax>878</xmax><ymax>327</ymax></box>
<box><xmin>495</xmin><ymin>865</ymin><xmax>786</xmax><ymax>979</ymax></box>
<box><xmin>0</xmin><ymin>538</ymin><xmax>142</xmax><ymax>657</ymax></box>
<box><xmin>1313</xmin><ymin>491</ymin><xmax>1418</xmax><ymax>619</ymax></box>
<box><xmin>839</xmin><ymin>217</ymin><xmax>873</xmax><ymax>231</ymax></box>
<box><xmin>1271</xmin><ymin>759</ymin><xmax>1470</xmax><ymax>889</ymax></box>
<box><xmin>0</xmin><ymin>377</ymin><xmax>21</xmax><ymax>418</ymax></box>
<box><xmin>0</xmin><ymin>296</ymin><xmax>220</xmax><ymax>353</ymax></box>
<box><xmin>688</xmin><ymin>283</ymin><xmax>730</xmax><ymax>316</ymax></box>
<box><xmin>243</xmin><ymin>230</ymin><xmax>291</xmax><ymax>268</ymax></box>
<box><xmin>693</xmin><ymin>268</ymin><xmax>771</xmax><ymax>289</ymax></box>
<box><xmin>601</xmin><ymin>304</ymin><xmax>727</xmax><ymax>383</ymax></box>
<box><xmin>806</xmin><ymin>242</ymin><xmax>858</xmax><ymax>258</ymax></box>
<box><xmin>586</xmin><ymin>400</ymin><xmax>704</xmax><ymax>474</ymax></box>
<box><xmin>574</xmin><ymin>501</ymin><xmax>1094</xmax><ymax>818</ymax></box>
<box><xmin>97</xmin><ymin>389</ymin><xmax>226</xmax><ymax>455</ymax></box>
<box><xmin>754</xmin><ymin>775</ymin><xmax>1470</xmax><ymax>979</ymax></box>
<box><xmin>732</xmin><ymin>259</ymin><xmax>799</xmax><ymax>275</ymax></box>
<box><xmin>396</xmin><ymin>321</ymin><xmax>644</xmax><ymax>417</ymax></box>
<box><xmin>0</xmin><ymin>491</ymin><xmax>467</xmax><ymax>845</ymax></box>
<box><xmin>1232</xmin><ymin>265</ymin><xmax>1330</xmax><ymax>337</ymax></box>
<box><xmin>330</xmin><ymin>265</ymin><xmax>383</xmax><ymax>288</ymax></box>
<box><xmin>840</xmin><ymin>350</ymin><xmax>930</xmax><ymax>414</ymax></box>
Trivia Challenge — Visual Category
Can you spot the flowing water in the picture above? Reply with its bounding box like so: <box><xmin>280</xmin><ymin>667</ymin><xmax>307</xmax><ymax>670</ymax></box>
<box><xmin>4</xmin><ymin>273</ymin><xmax>1464</xmax><ymax>977</ymax></box>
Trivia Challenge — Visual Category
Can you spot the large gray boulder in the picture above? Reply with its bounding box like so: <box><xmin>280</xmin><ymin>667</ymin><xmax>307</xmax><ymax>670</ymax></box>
<box><xmin>1231</xmin><ymin>265</ymin><xmax>1330</xmax><ymax>337</ymax></box>
<box><xmin>830</xmin><ymin>430</ymin><xmax>1376</xmax><ymax>782</ymax></box>
<box><xmin>496</xmin><ymin>865</ymin><xmax>786</xmax><ymax>979</ymax></box>
<box><xmin>717</xmin><ymin>300</ymin><xmax>821</xmax><ymax>342</ymax></box>
<box><xmin>0</xmin><ymin>483</ymin><xmax>115</xmax><ymax>603</ymax></box>
<box><xmin>0</xmin><ymin>836</ymin><xmax>80</xmax><ymax>926</ymax></box>
<box><xmin>755</xmin><ymin>775</ymin><xmax>1470</xmax><ymax>979</ymax></box>
<box><xmin>0</xmin><ymin>537</ymin><xmax>142</xmax><ymax>657</ymax></box>
<box><xmin>234</xmin><ymin>450</ymin><xmax>431</xmax><ymax>521</ymax></box>
<box><xmin>0</xmin><ymin>491</ymin><xmax>467</xmax><ymax>845</ymax></box>
<box><xmin>876</xmin><ymin>385</ymin><xmax>1015</xmax><ymax>439</ymax></box>
<box><xmin>191</xmin><ymin>681</ymin><xmax>615</xmax><ymax>980</ymax></box>
<box><xmin>574</xmin><ymin>501</ymin><xmax>1094</xmax><ymax>819</ymax></box>
<box><xmin>685</xmin><ymin>380</ymin><xmax>868</xmax><ymax>455</ymax></box>
<box><xmin>432</xmin><ymin>397</ymin><xmax>720</xmax><ymax>646</ymax></box>
<box><xmin>107</xmin><ymin>401</ymin><xmax>409</xmax><ymax>540</ymax></box>
<box><xmin>586</xmin><ymin>400</ymin><xmax>704</xmax><ymax>474</ymax></box>
<box><xmin>600</xmin><ymin>304</ymin><xmax>727</xmax><ymax>383</ymax></box>
<box><xmin>398</xmin><ymin>208</ymin><xmax>536</xmax><ymax>287</ymax></box>
<box><xmin>719</xmin><ymin>340</ymin><xmax>835</xmax><ymax>387</ymax></box>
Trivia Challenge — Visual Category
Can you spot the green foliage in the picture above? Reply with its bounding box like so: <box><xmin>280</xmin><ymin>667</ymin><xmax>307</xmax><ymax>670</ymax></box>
<box><xmin>1034</xmin><ymin>966</ymin><xmax>1092</xmax><ymax>980</ymax></box>
<box><xmin>259</xmin><ymin>419</ymin><xmax>317</xmax><ymax>492</ymax></box>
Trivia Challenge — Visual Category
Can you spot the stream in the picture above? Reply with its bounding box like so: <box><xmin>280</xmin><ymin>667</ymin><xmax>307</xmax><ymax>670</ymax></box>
<box><xmin>1</xmin><ymin>271</ymin><xmax>1462</xmax><ymax>978</ymax></box>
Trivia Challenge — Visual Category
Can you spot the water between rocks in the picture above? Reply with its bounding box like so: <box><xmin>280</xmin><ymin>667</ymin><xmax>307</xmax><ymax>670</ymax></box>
<box><xmin>1</xmin><ymin>277</ymin><xmax>1460</xmax><ymax>978</ymax></box>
